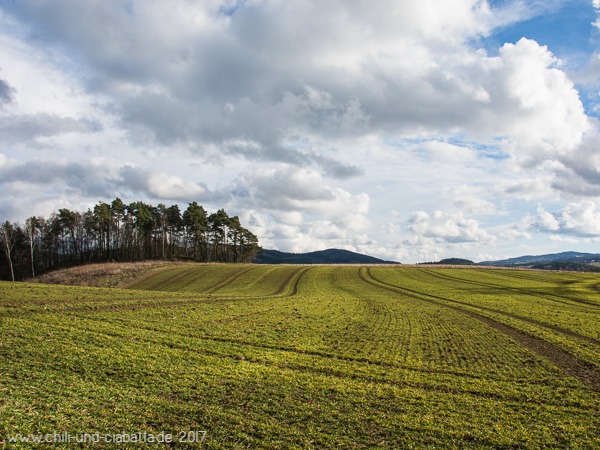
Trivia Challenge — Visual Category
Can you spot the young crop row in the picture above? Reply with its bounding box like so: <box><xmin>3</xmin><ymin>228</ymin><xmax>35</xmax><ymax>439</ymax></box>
<box><xmin>1</xmin><ymin>265</ymin><xmax>599</xmax><ymax>448</ymax></box>
<box><xmin>365</xmin><ymin>267</ymin><xmax>600</xmax><ymax>388</ymax></box>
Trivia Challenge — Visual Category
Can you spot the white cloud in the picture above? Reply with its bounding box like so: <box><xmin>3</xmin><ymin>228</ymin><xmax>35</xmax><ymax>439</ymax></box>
<box><xmin>533</xmin><ymin>202</ymin><xmax>600</xmax><ymax>237</ymax></box>
<box><xmin>238</xmin><ymin>164</ymin><xmax>370</xmax><ymax>230</ymax></box>
<box><xmin>408</xmin><ymin>210</ymin><xmax>495</xmax><ymax>244</ymax></box>
<box><xmin>497</xmin><ymin>176</ymin><xmax>555</xmax><ymax>201</ymax></box>
<box><xmin>445</xmin><ymin>184</ymin><xmax>497</xmax><ymax>215</ymax></box>
<box><xmin>119</xmin><ymin>167</ymin><xmax>208</xmax><ymax>201</ymax></box>
<box><xmin>496</xmin><ymin>39</ymin><xmax>590</xmax><ymax>165</ymax></box>
<box><xmin>501</xmin><ymin>229</ymin><xmax>532</xmax><ymax>240</ymax></box>
<box><xmin>0</xmin><ymin>0</ymin><xmax>599</xmax><ymax>262</ymax></box>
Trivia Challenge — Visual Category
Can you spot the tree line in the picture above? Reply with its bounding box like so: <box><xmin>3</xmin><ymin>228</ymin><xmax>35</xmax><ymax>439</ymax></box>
<box><xmin>0</xmin><ymin>198</ymin><xmax>260</xmax><ymax>281</ymax></box>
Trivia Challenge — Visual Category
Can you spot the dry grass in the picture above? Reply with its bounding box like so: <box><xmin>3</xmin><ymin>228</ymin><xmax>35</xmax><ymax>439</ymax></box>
<box><xmin>33</xmin><ymin>261</ymin><xmax>187</xmax><ymax>288</ymax></box>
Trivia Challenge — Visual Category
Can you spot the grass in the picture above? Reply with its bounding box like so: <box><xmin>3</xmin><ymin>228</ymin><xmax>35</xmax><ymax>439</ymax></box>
<box><xmin>34</xmin><ymin>261</ymin><xmax>184</xmax><ymax>288</ymax></box>
<box><xmin>1</xmin><ymin>264</ymin><xmax>599</xmax><ymax>448</ymax></box>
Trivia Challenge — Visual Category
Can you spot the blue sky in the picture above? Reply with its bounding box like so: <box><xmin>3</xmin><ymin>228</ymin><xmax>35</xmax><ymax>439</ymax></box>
<box><xmin>0</xmin><ymin>0</ymin><xmax>599</xmax><ymax>262</ymax></box>
<box><xmin>485</xmin><ymin>0</ymin><xmax>599</xmax><ymax>115</ymax></box>
<box><xmin>487</xmin><ymin>0</ymin><xmax>596</xmax><ymax>56</ymax></box>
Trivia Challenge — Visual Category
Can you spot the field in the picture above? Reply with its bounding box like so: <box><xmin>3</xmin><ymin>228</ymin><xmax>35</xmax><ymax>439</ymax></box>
<box><xmin>1</xmin><ymin>264</ymin><xmax>599</xmax><ymax>448</ymax></box>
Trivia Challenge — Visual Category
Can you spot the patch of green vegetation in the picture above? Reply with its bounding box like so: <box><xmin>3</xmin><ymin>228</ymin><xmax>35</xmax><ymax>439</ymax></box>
<box><xmin>1</xmin><ymin>266</ymin><xmax>599</xmax><ymax>448</ymax></box>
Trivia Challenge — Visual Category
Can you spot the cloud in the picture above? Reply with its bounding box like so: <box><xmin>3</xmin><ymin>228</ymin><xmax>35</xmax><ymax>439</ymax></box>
<box><xmin>0</xmin><ymin>78</ymin><xmax>15</xmax><ymax>105</ymax></box>
<box><xmin>550</xmin><ymin>127</ymin><xmax>600</xmax><ymax>196</ymax></box>
<box><xmin>408</xmin><ymin>210</ymin><xmax>495</xmax><ymax>244</ymax></box>
<box><xmin>445</xmin><ymin>184</ymin><xmax>497</xmax><ymax>215</ymax></box>
<box><xmin>495</xmin><ymin>39</ymin><xmax>589</xmax><ymax>165</ymax></box>
<box><xmin>237</xmin><ymin>164</ymin><xmax>370</xmax><ymax>230</ymax></box>
<box><xmin>1</xmin><ymin>2</ymin><xmax>590</xmax><ymax>173</ymax></box>
<box><xmin>228</xmin><ymin>164</ymin><xmax>372</xmax><ymax>252</ymax></box>
<box><xmin>500</xmin><ymin>228</ymin><xmax>532</xmax><ymax>240</ymax></box>
<box><xmin>497</xmin><ymin>176</ymin><xmax>555</xmax><ymax>200</ymax></box>
<box><xmin>0</xmin><ymin>114</ymin><xmax>100</xmax><ymax>143</ymax></box>
<box><xmin>117</xmin><ymin>166</ymin><xmax>209</xmax><ymax>201</ymax></box>
<box><xmin>0</xmin><ymin>154</ymin><xmax>216</xmax><ymax>213</ymax></box>
<box><xmin>533</xmin><ymin>202</ymin><xmax>600</xmax><ymax>237</ymax></box>
<box><xmin>0</xmin><ymin>1</ymin><xmax>499</xmax><ymax>173</ymax></box>
<box><xmin>0</xmin><ymin>155</ymin><xmax>116</xmax><ymax>197</ymax></box>
<box><xmin>1</xmin><ymin>1</ymin><xmax>600</xmax><ymax>261</ymax></box>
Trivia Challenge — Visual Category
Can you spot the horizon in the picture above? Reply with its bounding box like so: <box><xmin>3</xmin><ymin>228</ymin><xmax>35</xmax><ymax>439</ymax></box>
<box><xmin>258</xmin><ymin>247</ymin><xmax>600</xmax><ymax>264</ymax></box>
<box><xmin>1</xmin><ymin>1</ymin><xmax>599</xmax><ymax>264</ymax></box>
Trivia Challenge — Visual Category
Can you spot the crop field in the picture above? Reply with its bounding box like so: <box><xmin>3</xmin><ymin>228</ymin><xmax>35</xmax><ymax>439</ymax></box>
<box><xmin>1</xmin><ymin>264</ymin><xmax>599</xmax><ymax>448</ymax></box>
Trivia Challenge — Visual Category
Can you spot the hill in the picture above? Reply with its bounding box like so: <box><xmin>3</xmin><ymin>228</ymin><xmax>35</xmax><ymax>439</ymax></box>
<box><xmin>254</xmin><ymin>248</ymin><xmax>399</xmax><ymax>264</ymax></box>
<box><xmin>479</xmin><ymin>251</ymin><xmax>600</xmax><ymax>271</ymax></box>
<box><xmin>420</xmin><ymin>258</ymin><xmax>475</xmax><ymax>265</ymax></box>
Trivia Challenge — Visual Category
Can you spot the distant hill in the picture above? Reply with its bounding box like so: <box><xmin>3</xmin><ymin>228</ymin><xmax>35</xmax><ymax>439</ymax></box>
<box><xmin>420</xmin><ymin>258</ymin><xmax>475</xmax><ymax>265</ymax></box>
<box><xmin>479</xmin><ymin>251</ymin><xmax>600</xmax><ymax>271</ymax></box>
<box><xmin>254</xmin><ymin>248</ymin><xmax>399</xmax><ymax>264</ymax></box>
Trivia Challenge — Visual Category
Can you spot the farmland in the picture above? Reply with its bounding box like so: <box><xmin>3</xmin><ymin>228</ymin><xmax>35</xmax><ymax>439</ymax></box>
<box><xmin>1</xmin><ymin>264</ymin><xmax>599</xmax><ymax>448</ymax></box>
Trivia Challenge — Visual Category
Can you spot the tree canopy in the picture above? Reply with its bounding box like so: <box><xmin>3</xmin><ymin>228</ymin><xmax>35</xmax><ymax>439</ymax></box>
<box><xmin>0</xmin><ymin>199</ymin><xmax>260</xmax><ymax>281</ymax></box>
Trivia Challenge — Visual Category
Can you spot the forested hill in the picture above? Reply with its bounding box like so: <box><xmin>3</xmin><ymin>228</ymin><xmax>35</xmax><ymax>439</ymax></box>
<box><xmin>478</xmin><ymin>251</ymin><xmax>600</xmax><ymax>272</ymax></box>
<box><xmin>0</xmin><ymin>198</ymin><xmax>260</xmax><ymax>281</ymax></box>
<box><xmin>479</xmin><ymin>251</ymin><xmax>600</xmax><ymax>266</ymax></box>
<box><xmin>254</xmin><ymin>248</ymin><xmax>398</xmax><ymax>264</ymax></box>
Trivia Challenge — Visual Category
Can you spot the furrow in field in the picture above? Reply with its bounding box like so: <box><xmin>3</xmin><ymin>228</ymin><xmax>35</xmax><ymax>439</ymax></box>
<box><xmin>360</xmin><ymin>267</ymin><xmax>600</xmax><ymax>391</ymax></box>
<box><xmin>203</xmin><ymin>266</ymin><xmax>257</xmax><ymax>294</ymax></box>
<box><xmin>380</xmin><ymin>267</ymin><xmax>600</xmax><ymax>350</ymax></box>
<box><xmin>404</xmin><ymin>269</ymin><xmax>600</xmax><ymax>347</ymax></box>
<box><xmin>49</xmin><ymin>312</ymin><xmax>559</xmax><ymax>388</ymax></box>
<box><xmin>418</xmin><ymin>268</ymin><xmax>600</xmax><ymax>310</ymax></box>
<box><xmin>124</xmin><ymin>265</ymin><xmax>205</xmax><ymax>291</ymax></box>
<box><xmin>273</xmin><ymin>266</ymin><xmax>312</xmax><ymax>297</ymax></box>
<box><xmin>127</xmin><ymin>265</ymin><xmax>254</xmax><ymax>293</ymax></box>
<box><xmin>329</xmin><ymin>267</ymin><xmax>410</xmax><ymax>363</ymax></box>
<box><xmin>0</xmin><ymin>292</ymin><xmax>286</xmax><ymax>318</ymax></box>
<box><xmin>27</xmin><ymin>314</ymin><xmax>592</xmax><ymax>408</ymax></box>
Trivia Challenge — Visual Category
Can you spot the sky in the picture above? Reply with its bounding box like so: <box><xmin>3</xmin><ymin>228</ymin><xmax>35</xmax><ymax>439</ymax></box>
<box><xmin>0</xmin><ymin>0</ymin><xmax>599</xmax><ymax>263</ymax></box>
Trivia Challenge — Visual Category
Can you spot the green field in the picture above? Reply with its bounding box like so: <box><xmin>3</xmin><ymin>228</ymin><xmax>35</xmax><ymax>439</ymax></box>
<box><xmin>1</xmin><ymin>265</ymin><xmax>599</xmax><ymax>448</ymax></box>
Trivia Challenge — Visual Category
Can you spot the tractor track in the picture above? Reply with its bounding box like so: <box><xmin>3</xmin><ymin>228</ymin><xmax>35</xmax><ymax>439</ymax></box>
<box><xmin>408</xmin><ymin>269</ymin><xmax>600</xmax><ymax>347</ymax></box>
<box><xmin>203</xmin><ymin>266</ymin><xmax>256</xmax><ymax>294</ymax></box>
<box><xmin>418</xmin><ymin>268</ymin><xmax>600</xmax><ymax>310</ymax></box>
<box><xmin>37</xmin><ymin>316</ymin><xmax>596</xmax><ymax>408</ymax></box>
<box><xmin>360</xmin><ymin>267</ymin><xmax>600</xmax><ymax>391</ymax></box>
<box><xmin>122</xmin><ymin>265</ymin><xmax>204</xmax><ymax>291</ymax></box>
<box><xmin>272</xmin><ymin>266</ymin><xmax>311</xmax><ymax>296</ymax></box>
<box><xmin>1</xmin><ymin>267</ymin><xmax>310</xmax><ymax>318</ymax></box>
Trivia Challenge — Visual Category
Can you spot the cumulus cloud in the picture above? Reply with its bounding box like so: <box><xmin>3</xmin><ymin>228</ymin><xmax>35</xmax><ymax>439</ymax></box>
<box><xmin>0</xmin><ymin>154</ymin><xmax>215</xmax><ymax>211</ymax></box>
<box><xmin>408</xmin><ymin>210</ymin><xmax>495</xmax><ymax>244</ymax></box>
<box><xmin>0</xmin><ymin>78</ymin><xmax>15</xmax><ymax>105</ymax></box>
<box><xmin>0</xmin><ymin>2</ymin><xmax>592</xmax><ymax>176</ymax></box>
<box><xmin>117</xmin><ymin>166</ymin><xmax>210</xmax><ymax>201</ymax></box>
<box><xmin>0</xmin><ymin>1</ymin><xmax>501</xmax><ymax>171</ymax></box>
<box><xmin>0</xmin><ymin>114</ymin><xmax>100</xmax><ymax>143</ymax></box>
<box><xmin>1</xmin><ymin>0</ymin><xmax>599</xmax><ymax>260</ymax></box>
<box><xmin>500</xmin><ymin>228</ymin><xmax>532</xmax><ymax>240</ymax></box>
<box><xmin>497</xmin><ymin>176</ymin><xmax>555</xmax><ymax>200</ymax></box>
<box><xmin>550</xmin><ymin>127</ymin><xmax>600</xmax><ymax>195</ymax></box>
<box><xmin>533</xmin><ymin>202</ymin><xmax>600</xmax><ymax>237</ymax></box>
<box><xmin>485</xmin><ymin>38</ymin><xmax>590</xmax><ymax>167</ymax></box>
<box><xmin>225</xmin><ymin>164</ymin><xmax>373</xmax><ymax>253</ymax></box>
<box><xmin>445</xmin><ymin>184</ymin><xmax>496</xmax><ymax>215</ymax></box>
<box><xmin>237</xmin><ymin>164</ymin><xmax>370</xmax><ymax>231</ymax></box>
<box><xmin>0</xmin><ymin>155</ymin><xmax>116</xmax><ymax>197</ymax></box>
